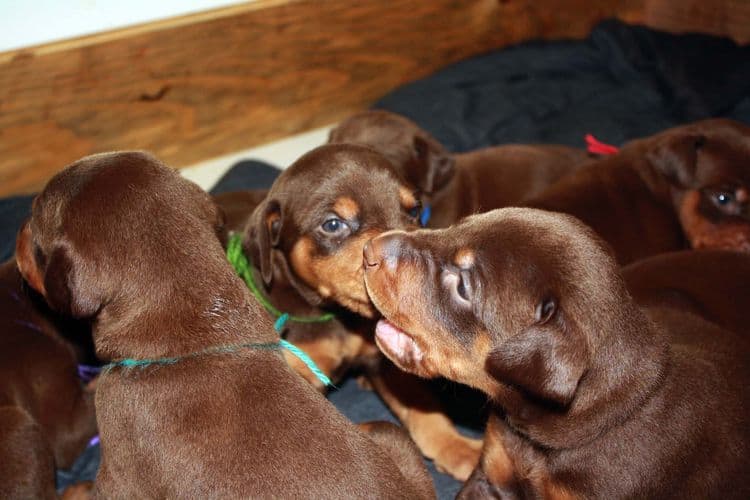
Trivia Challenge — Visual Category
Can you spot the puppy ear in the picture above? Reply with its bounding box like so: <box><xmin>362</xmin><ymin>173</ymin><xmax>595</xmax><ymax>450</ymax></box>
<box><xmin>647</xmin><ymin>133</ymin><xmax>706</xmax><ymax>188</ymax></box>
<box><xmin>42</xmin><ymin>245</ymin><xmax>102</xmax><ymax>318</ymax></box>
<box><xmin>412</xmin><ymin>136</ymin><xmax>455</xmax><ymax>193</ymax></box>
<box><xmin>485</xmin><ymin>311</ymin><xmax>587</xmax><ymax>407</ymax></box>
<box><xmin>246</xmin><ymin>199</ymin><xmax>282</xmax><ymax>285</ymax></box>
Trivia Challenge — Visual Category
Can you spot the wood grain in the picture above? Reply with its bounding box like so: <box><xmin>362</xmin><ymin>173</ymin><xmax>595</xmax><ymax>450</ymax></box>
<box><xmin>0</xmin><ymin>0</ymin><xmax>645</xmax><ymax>196</ymax></box>
<box><xmin>645</xmin><ymin>0</ymin><xmax>750</xmax><ymax>44</ymax></box>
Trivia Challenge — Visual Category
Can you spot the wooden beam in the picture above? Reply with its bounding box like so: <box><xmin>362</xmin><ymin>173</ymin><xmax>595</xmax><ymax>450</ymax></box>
<box><xmin>0</xmin><ymin>0</ymin><xmax>644</xmax><ymax>196</ymax></box>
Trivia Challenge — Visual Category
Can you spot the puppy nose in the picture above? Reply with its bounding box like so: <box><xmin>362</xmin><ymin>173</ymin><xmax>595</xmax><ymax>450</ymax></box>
<box><xmin>363</xmin><ymin>231</ymin><xmax>407</xmax><ymax>271</ymax></box>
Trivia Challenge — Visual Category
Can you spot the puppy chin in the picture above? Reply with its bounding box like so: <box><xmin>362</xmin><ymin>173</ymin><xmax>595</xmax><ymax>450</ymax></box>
<box><xmin>337</xmin><ymin>295</ymin><xmax>377</xmax><ymax>318</ymax></box>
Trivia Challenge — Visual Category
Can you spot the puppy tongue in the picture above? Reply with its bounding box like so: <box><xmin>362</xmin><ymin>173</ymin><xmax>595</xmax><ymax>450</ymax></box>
<box><xmin>375</xmin><ymin>319</ymin><xmax>423</xmax><ymax>364</ymax></box>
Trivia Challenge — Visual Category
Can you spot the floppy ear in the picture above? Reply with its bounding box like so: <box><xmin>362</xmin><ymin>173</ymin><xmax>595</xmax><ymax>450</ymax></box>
<box><xmin>485</xmin><ymin>322</ymin><xmax>587</xmax><ymax>408</ymax></box>
<box><xmin>37</xmin><ymin>244</ymin><xmax>102</xmax><ymax>319</ymax></box>
<box><xmin>412</xmin><ymin>135</ymin><xmax>455</xmax><ymax>193</ymax></box>
<box><xmin>245</xmin><ymin>199</ymin><xmax>282</xmax><ymax>285</ymax></box>
<box><xmin>647</xmin><ymin>133</ymin><xmax>706</xmax><ymax>189</ymax></box>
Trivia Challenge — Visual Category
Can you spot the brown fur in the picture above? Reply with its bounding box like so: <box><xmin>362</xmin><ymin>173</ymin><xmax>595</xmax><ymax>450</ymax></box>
<box><xmin>17</xmin><ymin>151</ymin><xmax>434</xmax><ymax>498</ymax></box>
<box><xmin>364</xmin><ymin>208</ymin><xmax>750</xmax><ymax>498</ymax></box>
<box><xmin>526</xmin><ymin>118</ymin><xmax>750</xmax><ymax>264</ymax></box>
<box><xmin>623</xmin><ymin>249</ymin><xmax>750</xmax><ymax>336</ymax></box>
<box><xmin>329</xmin><ymin>110</ymin><xmax>588</xmax><ymax>227</ymax></box>
<box><xmin>0</xmin><ymin>259</ymin><xmax>97</xmax><ymax>499</ymax></box>
<box><xmin>238</xmin><ymin>144</ymin><xmax>481</xmax><ymax>479</ymax></box>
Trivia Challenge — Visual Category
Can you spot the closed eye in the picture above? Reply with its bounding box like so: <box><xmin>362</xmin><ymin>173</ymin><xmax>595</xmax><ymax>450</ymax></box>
<box><xmin>441</xmin><ymin>269</ymin><xmax>472</xmax><ymax>308</ymax></box>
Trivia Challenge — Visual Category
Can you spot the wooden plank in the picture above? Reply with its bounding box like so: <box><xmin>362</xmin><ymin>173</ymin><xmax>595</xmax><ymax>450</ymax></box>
<box><xmin>645</xmin><ymin>0</ymin><xmax>750</xmax><ymax>44</ymax></box>
<box><xmin>0</xmin><ymin>0</ymin><xmax>645</xmax><ymax>196</ymax></box>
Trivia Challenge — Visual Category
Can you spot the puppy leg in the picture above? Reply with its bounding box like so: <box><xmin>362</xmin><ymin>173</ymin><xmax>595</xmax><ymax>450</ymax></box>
<box><xmin>60</xmin><ymin>481</ymin><xmax>93</xmax><ymax>500</ymax></box>
<box><xmin>53</xmin><ymin>383</ymin><xmax>98</xmax><ymax>469</ymax></box>
<box><xmin>358</xmin><ymin>421</ymin><xmax>434</xmax><ymax>500</ymax></box>
<box><xmin>367</xmin><ymin>361</ymin><xmax>483</xmax><ymax>481</ymax></box>
<box><xmin>0</xmin><ymin>406</ymin><xmax>56</xmax><ymax>500</ymax></box>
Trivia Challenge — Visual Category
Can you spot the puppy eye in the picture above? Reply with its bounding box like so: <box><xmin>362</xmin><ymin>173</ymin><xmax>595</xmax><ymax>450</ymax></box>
<box><xmin>535</xmin><ymin>297</ymin><xmax>557</xmax><ymax>324</ymax></box>
<box><xmin>456</xmin><ymin>271</ymin><xmax>470</xmax><ymax>301</ymax></box>
<box><xmin>406</xmin><ymin>201</ymin><xmax>422</xmax><ymax>220</ymax></box>
<box><xmin>713</xmin><ymin>192</ymin><xmax>734</xmax><ymax>206</ymax></box>
<box><xmin>442</xmin><ymin>269</ymin><xmax>472</xmax><ymax>307</ymax></box>
<box><xmin>321</xmin><ymin>217</ymin><xmax>349</xmax><ymax>234</ymax></box>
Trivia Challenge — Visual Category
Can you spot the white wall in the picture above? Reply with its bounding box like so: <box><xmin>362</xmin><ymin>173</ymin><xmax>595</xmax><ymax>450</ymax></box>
<box><xmin>0</xmin><ymin>0</ymin><xmax>250</xmax><ymax>52</ymax></box>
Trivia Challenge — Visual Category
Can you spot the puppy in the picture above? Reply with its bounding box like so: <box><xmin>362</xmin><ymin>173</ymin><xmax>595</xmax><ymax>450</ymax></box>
<box><xmin>363</xmin><ymin>208</ymin><xmax>750</xmax><ymax>498</ymax></box>
<box><xmin>15</xmin><ymin>151</ymin><xmax>434</xmax><ymax>498</ymax></box>
<box><xmin>239</xmin><ymin>144</ymin><xmax>482</xmax><ymax>479</ymax></box>
<box><xmin>623</xmin><ymin>249</ymin><xmax>750</xmax><ymax>336</ymax></box>
<box><xmin>213</xmin><ymin>189</ymin><xmax>268</xmax><ymax>240</ymax></box>
<box><xmin>0</xmin><ymin>258</ymin><xmax>97</xmax><ymax>499</ymax></box>
<box><xmin>329</xmin><ymin>110</ymin><xmax>588</xmax><ymax>227</ymax></box>
<box><xmin>526</xmin><ymin>118</ymin><xmax>750</xmax><ymax>264</ymax></box>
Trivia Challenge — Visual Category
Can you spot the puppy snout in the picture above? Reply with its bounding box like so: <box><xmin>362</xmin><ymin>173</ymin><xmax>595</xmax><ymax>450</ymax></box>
<box><xmin>363</xmin><ymin>231</ymin><xmax>408</xmax><ymax>272</ymax></box>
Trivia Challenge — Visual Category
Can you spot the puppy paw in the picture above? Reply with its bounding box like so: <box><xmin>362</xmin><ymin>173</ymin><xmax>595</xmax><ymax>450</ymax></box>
<box><xmin>356</xmin><ymin>375</ymin><xmax>374</xmax><ymax>390</ymax></box>
<box><xmin>434</xmin><ymin>436</ymin><xmax>483</xmax><ymax>481</ymax></box>
<box><xmin>61</xmin><ymin>481</ymin><xmax>93</xmax><ymax>500</ymax></box>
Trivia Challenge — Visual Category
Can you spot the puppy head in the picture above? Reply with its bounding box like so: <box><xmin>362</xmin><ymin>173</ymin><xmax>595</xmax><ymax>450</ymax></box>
<box><xmin>364</xmin><ymin>208</ymin><xmax>636</xmax><ymax>409</ymax></box>
<box><xmin>16</xmin><ymin>151</ymin><xmax>224</xmax><ymax>320</ymax></box>
<box><xmin>645</xmin><ymin>118</ymin><xmax>750</xmax><ymax>251</ymax></box>
<box><xmin>243</xmin><ymin>144</ymin><xmax>421</xmax><ymax>317</ymax></box>
<box><xmin>329</xmin><ymin>110</ymin><xmax>455</xmax><ymax>198</ymax></box>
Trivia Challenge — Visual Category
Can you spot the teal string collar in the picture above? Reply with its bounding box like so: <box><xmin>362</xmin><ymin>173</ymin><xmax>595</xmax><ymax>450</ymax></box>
<box><xmin>226</xmin><ymin>233</ymin><xmax>334</xmax><ymax>332</ymax></box>
<box><xmin>103</xmin><ymin>339</ymin><xmax>333</xmax><ymax>387</ymax></box>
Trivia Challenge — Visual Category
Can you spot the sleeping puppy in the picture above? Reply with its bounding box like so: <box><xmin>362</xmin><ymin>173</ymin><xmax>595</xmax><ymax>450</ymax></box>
<box><xmin>526</xmin><ymin>118</ymin><xmax>750</xmax><ymax>264</ymax></box>
<box><xmin>240</xmin><ymin>143</ymin><xmax>482</xmax><ymax>479</ymax></box>
<box><xmin>623</xmin><ymin>249</ymin><xmax>750</xmax><ymax>336</ymax></box>
<box><xmin>0</xmin><ymin>259</ymin><xmax>96</xmax><ymax>499</ymax></box>
<box><xmin>363</xmin><ymin>208</ymin><xmax>750</xmax><ymax>498</ymax></box>
<box><xmin>328</xmin><ymin>110</ymin><xmax>588</xmax><ymax>227</ymax></box>
<box><xmin>15</xmin><ymin>151</ymin><xmax>434</xmax><ymax>498</ymax></box>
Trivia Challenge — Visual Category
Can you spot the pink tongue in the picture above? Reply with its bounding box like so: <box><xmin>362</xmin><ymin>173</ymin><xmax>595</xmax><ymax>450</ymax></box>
<box><xmin>375</xmin><ymin>319</ymin><xmax>423</xmax><ymax>363</ymax></box>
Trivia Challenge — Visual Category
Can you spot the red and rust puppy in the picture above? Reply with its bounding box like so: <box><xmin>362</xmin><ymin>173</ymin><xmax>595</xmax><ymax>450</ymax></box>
<box><xmin>526</xmin><ymin>118</ymin><xmax>750</xmax><ymax>264</ymax></box>
<box><xmin>241</xmin><ymin>143</ymin><xmax>482</xmax><ymax>479</ymax></box>
<box><xmin>16</xmin><ymin>151</ymin><xmax>434</xmax><ymax>498</ymax></box>
<box><xmin>623</xmin><ymin>249</ymin><xmax>750</xmax><ymax>336</ymax></box>
<box><xmin>363</xmin><ymin>208</ymin><xmax>750</xmax><ymax>499</ymax></box>
<box><xmin>329</xmin><ymin>110</ymin><xmax>589</xmax><ymax>227</ymax></box>
<box><xmin>0</xmin><ymin>259</ymin><xmax>96</xmax><ymax>499</ymax></box>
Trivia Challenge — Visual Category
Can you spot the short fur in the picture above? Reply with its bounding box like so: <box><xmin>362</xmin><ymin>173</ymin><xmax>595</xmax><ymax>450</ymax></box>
<box><xmin>329</xmin><ymin>110</ymin><xmax>589</xmax><ymax>227</ymax></box>
<box><xmin>526</xmin><ymin>118</ymin><xmax>750</xmax><ymax>264</ymax></box>
<box><xmin>0</xmin><ymin>259</ymin><xmax>96</xmax><ymax>499</ymax></box>
<box><xmin>363</xmin><ymin>208</ymin><xmax>750</xmax><ymax>498</ymax></box>
<box><xmin>17</xmin><ymin>151</ymin><xmax>434</xmax><ymax>498</ymax></box>
<box><xmin>233</xmin><ymin>144</ymin><xmax>482</xmax><ymax>479</ymax></box>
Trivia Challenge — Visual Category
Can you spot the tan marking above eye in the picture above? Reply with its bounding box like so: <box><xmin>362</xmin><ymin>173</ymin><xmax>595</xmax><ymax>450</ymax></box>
<box><xmin>454</xmin><ymin>248</ymin><xmax>476</xmax><ymax>269</ymax></box>
<box><xmin>333</xmin><ymin>196</ymin><xmax>360</xmax><ymax>220</ymax></box>
<box><xmin>736</xmin><ymin>188</ymin><xmax>748</xmax><ymax>203</ymax></box>
<box><xmin>399</xmin><ymin>186</ymin><xmax>418</xmax><ymax>210</ymax></box>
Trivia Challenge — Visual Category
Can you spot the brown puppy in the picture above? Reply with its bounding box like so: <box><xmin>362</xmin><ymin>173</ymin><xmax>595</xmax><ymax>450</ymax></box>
<box><xmin>0</xmin><ymin>259</ymin><xmax>96</xmax><ymax>499</ymax></box>
<box><xmin>329</xmin><ymin>110</ymin><xmax>588</xmax><ymax>227</ymax></box>
<box><xmin>623</xmin><ymin>249</ymin><xmax>750</xmax><ymax>336</ymax></box>
<box><xmin>16</xmin><ymin>151</ymin><xmax>434</xmax><ymax>498</ymax></box>
<box><xmin>526</xmin><ymin>118</ymin><xmax>750</xmax><ymax>264</ymax></box>
<box><xmin>240</xmin><ymin>143</ymin><xmax>482</xmax><ymax>479</ymax></box>
<box><xmin>212</xmin><ymin>189</ymin><xmax>268</xmax><ymax>240</ymax></box>
<box><xmin>363</xmin><ymin>208</ymin><xmax>750</xmax><ymax>498</ymax></box>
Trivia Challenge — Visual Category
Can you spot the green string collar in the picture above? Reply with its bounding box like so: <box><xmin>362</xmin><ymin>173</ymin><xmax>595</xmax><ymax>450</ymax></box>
<box><xmin>226</xmin><ymin>233</ymin><xmax>334</xmax><ymax>332</ymax></box>
<box><xmin>99</xmin><ymin>234</ymin><xmax>336</xmax><ymax>387</ymax></box>
<box><xmin>103</xmin><ymin>339</ymin><xmax>332</xmax><ymax>387</ymax></box>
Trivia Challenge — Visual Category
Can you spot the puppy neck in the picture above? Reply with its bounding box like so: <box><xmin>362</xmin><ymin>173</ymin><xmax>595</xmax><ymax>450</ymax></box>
<box><xmin>92</xmin><ymin>261</ymin><xmax>278</xmax><ymax>362</ymax></box>
<box><xmin>502</xmin><ymin>297</ymin><xmax>669</xmax><ymax>451</ymax></box>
